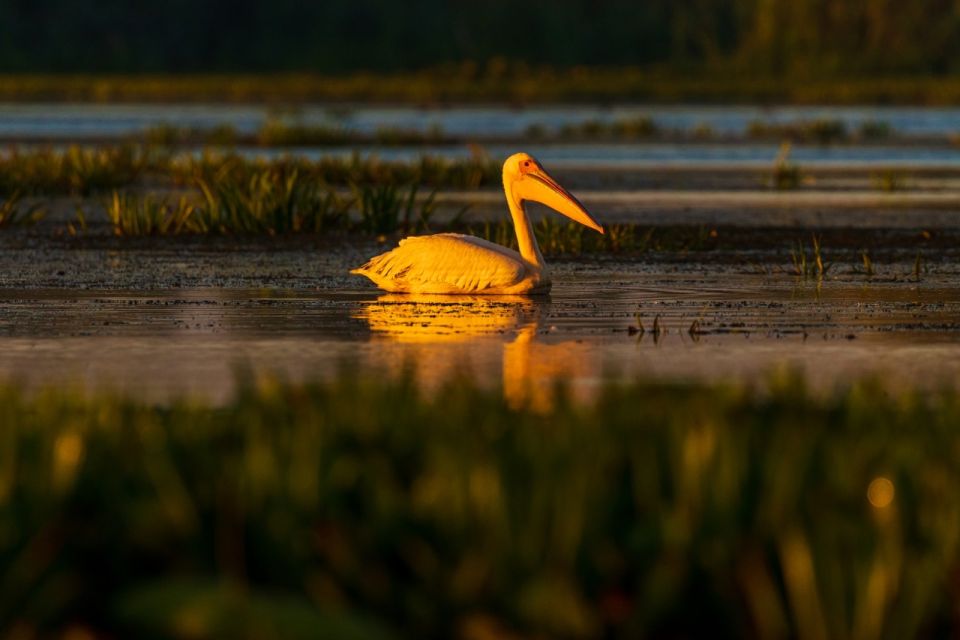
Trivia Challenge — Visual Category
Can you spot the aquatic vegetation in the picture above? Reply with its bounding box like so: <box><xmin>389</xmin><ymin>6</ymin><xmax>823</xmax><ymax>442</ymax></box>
<box><xmin>872</xmin><ymin>169</ymin><xmax>908</xmax><ymax>192</ymax></box>
<box><xmin>861</xmin><ymin>250</ymin><xmax>876</xmax><ymax>276</ymax></box>
<box><xmin>257</xmin><ymin>119</ymin><xmax>355</xmax><ymax>146</ymax></box>
<box><xmin>0</xmin><ymin>145</ymin><xmax>152</xmax><ymax>195</ymax></box>
<box><xmin>7</xmin><ymin>72</ymin><xmax>960</xmax><ymax>105</ymax></box>
<box><xmin>95</xmin><ymin>170</ymin><xmax>353</xmax><ymax>236</ymax></box>
<box><xmin>145</xmin><ymin>122</ymin><xmax>239</xmax><ymax>146</ymax></box>
<box><xmin>790</xmin><ymin>234</ymin><xmax>831</xmax><ymax>278</ymax></box>
<box><xmin>175</xmin><ymin>151</ymin><xmax>499</xmax><ymax>191</ymax></box>
<box><xmin>747</xmin><ymin>117</ymin><xmax>848</xmax><ymax>144</ymax></box>
<box><xmin>195</xmin><ymin>170</ymin><xmax>353</xmax><ymax>235</ymax></box>
<box><xmin>4</xmin><ymin>371</ymin><xmax>960</xmax><ymax>637</ymax></box>
<box><xmin>0</xmin><ymin>191</ymin><xmax>45</xmax><ymax>228</ymax></box>
<box><xmin>559</xmin><ymin>115</ymin><xmax>658</xmax><ymax>140</ymax></box>
<box><xmin>470</xmin><ymin>219</ymin><xmax>516</xmax><ymax>250</ymax></box>
<box><xmin>468</xmin><ymin>221</ymin><xmax>717</xmax><ymax>257</ymax></box>
<box><xmin>142</xmin><ymin>119</ymin><xmax>452</xmax><ymax>148</ymax></box>
<box><xmin>103</xmin><ymin>191</ymin><xmax>196</xmax><ymax>236</ymax></box>
<box><xmin>858</xmin><ymin>120</ymin><xmax>893</xmax><ymax>139</ymax></box>
<box><xmin>913</xmin><ymin>250</ymin><xmax>927</xmax><ymax>281</ymax></box>
<box><xmin>353</xmin><ymin>183</ymin><xmax>437</xmax><ymax>235</ymax></box>
<box><xmin>0</xmin><ymin>147</ymin><xmax>500</xmax><ymax>195</ymax></box>
<box><xmin>535</xmin><ymin>216</ymin><xmax>584</xmax><ymax>255</ymax></box>
<box><xmin>770</xmin><ymin>142</ymin><xmax>802</xmax><ymax>190</ymax></box>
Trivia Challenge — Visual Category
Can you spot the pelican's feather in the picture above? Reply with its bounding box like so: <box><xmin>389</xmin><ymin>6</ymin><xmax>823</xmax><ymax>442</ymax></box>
<box><xmin>351</xmin><ymin>233</ymin><xmax>544</xmax><ymax>294</ymax></box>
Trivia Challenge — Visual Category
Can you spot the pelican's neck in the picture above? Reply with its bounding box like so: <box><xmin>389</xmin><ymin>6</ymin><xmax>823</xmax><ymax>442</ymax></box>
<box><xmin>504</xmin><ymin>179</ymin><xmax>545</xmax><ymax>271</ymax></box>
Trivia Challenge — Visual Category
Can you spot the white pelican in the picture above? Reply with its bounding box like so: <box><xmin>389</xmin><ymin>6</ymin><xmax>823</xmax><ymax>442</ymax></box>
<box><xmin>351</xmin><ymin>152</ymin><xmax>603</xmax><ymax>294</ymax></box>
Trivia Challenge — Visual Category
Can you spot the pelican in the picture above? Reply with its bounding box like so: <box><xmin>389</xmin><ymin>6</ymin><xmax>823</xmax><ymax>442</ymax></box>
<box><xmin>350</xmin><ymin>152</ymin><xmax>604</xmax><ymax>294</ymax></box>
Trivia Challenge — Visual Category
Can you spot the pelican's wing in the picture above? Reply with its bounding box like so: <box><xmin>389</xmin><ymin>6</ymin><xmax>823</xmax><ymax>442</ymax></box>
<box><xmin>351</xmin><ymin>233</ymin><xmax>528</xmax><ymax>293</ymax></box>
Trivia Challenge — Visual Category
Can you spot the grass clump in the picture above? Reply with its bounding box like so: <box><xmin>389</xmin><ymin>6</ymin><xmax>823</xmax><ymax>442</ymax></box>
<box><xmin>559</xmin><ymin>115</ymin><xmax>658</xmax><ymax>140</ymax></box>
<box><xmin>353</xmin><ymin>183</ymin><xmax>438</xmax><ymax>235</ymax></box>
<box><xmin>0</xmin><ymin>145</ymin><xmax>151</xmax><ymax>195</ymax></box>
<box><xmin>872</xmin><ymin>169</ymin><xmax>908</xmax><ymax>192</ymax></box>
<box><xmin>257</xmin><ymin>119</ymin><xmax>354</xmax><ymax>146</ymax></box>
<box><xmin>0</xmin><ymin>191</ymin><xmax>45</xmax><ymax>228</ymax></box>
<box><xmin>470</xmin><ymin>220</ymin><xmax>715</xmax><ymax>256</ymax></box>
<box><xmin>4</xmin><ymin>372</ymin><xmax>960</xmax><ymax>637</ymax></box>
<box><xmin>790</xmin><ymin>234</ymin><xmax>831</xmax><ymax>278</ymax></box>
<box><xmin>104</xmin><ymin>191</ymin><xmax>196</xmax><ymax>236</ymax></box>
<box><xmin>747</xmin><ymin>118</ymin><xmax>848</xmax><ymax>144</ymax></box>
<box><xmin>196</xmin><ymin>169</ymin><xmax>351</xmax><ymax>235</ymax></box>
<box><xmin>145</xmin><ymin>122</ymin><xmax>239</xmax><ymax>146</ymax></box>
<box><xmin>770</xmin><ymin>142</ymin><xmax>802</xmax><ymax>190</ymax></box>
<box><xmin>90</xmin><ymin>170</ymin><xmax>353</xmax><ymax>236</ymax></box>
<box><xmin>0</xmin><ymin>147</ymin><xmax>501</xmax><ymax>195</ymax></box>
<box><xmin>858</xmin><ymin>119</ymin><xmax>893</xmax><ymax>139</ymax></box>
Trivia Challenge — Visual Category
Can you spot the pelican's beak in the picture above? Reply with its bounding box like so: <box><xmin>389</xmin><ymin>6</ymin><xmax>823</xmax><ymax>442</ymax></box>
<box><xmin>517</xmin><ymin>166</ymin><xmax>604</xmax><ymax>234</ymax></box>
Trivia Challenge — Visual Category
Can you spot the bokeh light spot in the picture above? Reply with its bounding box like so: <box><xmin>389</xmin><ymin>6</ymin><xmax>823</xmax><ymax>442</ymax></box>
<box><xmin>867</xmin><ymin>477</ymin><xmax>895</xmax><ymax>508</ymax></box>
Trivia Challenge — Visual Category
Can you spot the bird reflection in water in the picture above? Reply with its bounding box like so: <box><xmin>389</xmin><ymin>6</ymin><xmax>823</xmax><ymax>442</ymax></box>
<box><xmin>354</xmin><ymin>294</ymin><xmax>596</xmax><ymax>410</ymax></box>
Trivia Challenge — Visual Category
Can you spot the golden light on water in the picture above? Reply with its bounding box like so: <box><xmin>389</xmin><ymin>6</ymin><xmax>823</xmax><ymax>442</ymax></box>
<box><xmin>867</xmin><ymin>477</ymin><xmax>895</xmax><ymax>508</ymax></box>
<box><xmin>355</xmin><ymin>294</ymin><xmax>595</xmax><ymax>410</ymax></box>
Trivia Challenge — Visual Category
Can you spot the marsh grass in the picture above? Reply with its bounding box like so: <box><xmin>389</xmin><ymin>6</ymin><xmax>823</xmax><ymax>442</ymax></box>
<box><xmin>0</xmin><ymin>191</ymin><xmax>45</xmax><ymax>228</ymax></box>
<box><xmin>861</xmin><ymin>250</ymin><xmax>875</xmax><ymax>276</ymax></box>
<box><xmin>4</xmin><ymin>371</ymin><xmax>960</xmax><ymax>638</ymax></box>
<box><xmin>469</xmin><ymin>221</ymin><xmax>716</xmax><ymax>256</ymax></box>
<box><xmin>872</xmin><ymin>169</ymin><xmax>908</xmax><ymax>192</ymax></box>
<box><xmin>1</xmin><ymin>147</ymin><xmax>500</xmax><ymax>195</ymax></box>
<box><xmin>145</xmin><ymin>123</ymin><xmax>239</xmax><ymax>146</ymax></box>
<box><xmin>353</xmin><ymin>183</ymin><xmax>437</xmax><ymax>235</ymax></box>
<box><xmin>0</xmin><ymin>145</ymin><xmax>152</xmax><ymax>195</ymax></box>
<box><xmin>10</xmin><ymin>72</ymin><xmax>960</xmax><ymax>104</ymax></box>
<box><xmin>791</xmin><ymin>234</ymin><xmax>831</xmax><ymax>278</ymax></box>
<box><xmin>559</xmin><ymin>115</ymin><xmax>658</xmax><ymax>140</ymax></box>
<box><xmin>197</xmin><ymin>170</ymin><xmax>352</xmax><ymax>235</ymax></box>
<box><xmin>257</xmin><ymin>119</ymin><xmax>354</xmax><ymax>146</ymax></box>
<box><xmin>913</xmin><ymin>250</ymin><xmax>927</xmax><ymax>280</ymax></box>
<box><xmin>104</xmin><ymin>191</ymin><xmax>196</xmax><ymax>236</ymax></box>
<box><xmin>144</xmin><ymin>119</ymin><xmax>452</xmax><ymax>148</ymax></box>
<box><xmin>770</xmin><ymin>142</ymin><xmax>802</xmax><ymax>190</ymax></box>
<box><xmin>747</xmin><ymin>118</ymin><xmax>848</xmax><ymax>144</ymax></box>
<box><xmin>859</xmin><ymin>120</ymin><xmax>893</xmax><ymax>139</ymax></box>
<box><xmin>95</xmin><ymin>172</ymin><xmax>442</xmax><ymax>237</ymax></box>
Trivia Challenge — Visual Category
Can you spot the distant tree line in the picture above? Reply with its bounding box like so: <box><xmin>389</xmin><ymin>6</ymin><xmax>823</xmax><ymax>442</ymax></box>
<box><xmin>3</xmin><ymin>0</ymin><xmax>960</xmax><ymax>75</ymax></box>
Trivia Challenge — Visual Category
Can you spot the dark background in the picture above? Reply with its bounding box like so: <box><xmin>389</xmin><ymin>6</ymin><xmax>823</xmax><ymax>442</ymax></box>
<box><xmin>2</xmin><ymin>0</ymin><xmax>959</xmax><ymax>75</ymax></box>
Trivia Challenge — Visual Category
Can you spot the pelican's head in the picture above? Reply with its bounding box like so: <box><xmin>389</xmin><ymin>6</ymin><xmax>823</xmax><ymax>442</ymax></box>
<box><xmin>503</xmin><ymin>152</ymin><xmax>604</xmax><ymax>234</ymax></box>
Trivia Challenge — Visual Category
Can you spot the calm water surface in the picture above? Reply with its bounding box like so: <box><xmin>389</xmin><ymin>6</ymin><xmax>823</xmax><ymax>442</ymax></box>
<box><xmin>4</xmin><ymin>103</ymin><xmax>960</xmax><ymax>167</ymax></box>
<box><xmin>6</xmin><ymin>103</ymin><xmax>960</xmax><ymax>137</ymax></box>
<box><xmin>5</xmin><ymin>274</ymin><xmax>960</xmax><ymax>404</ymax></box>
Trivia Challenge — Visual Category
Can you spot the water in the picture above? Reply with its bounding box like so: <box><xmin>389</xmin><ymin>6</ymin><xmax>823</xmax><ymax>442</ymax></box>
<box><xmin>6</xmin><ymin>103</ymin><xmax>960</xmax><ymax>137</ymax></box>
<box><xmin>5</xmin><ymin>274</ymin><xmax>960</xmax><ymax>404</ymax></box>
<box><xmin>244</xmin><ymin>142</ymin><xmax>960</xmax><ymax>168</ymax></box>
<box><xmin>5</xmin><ymin>103</ymin><xmax>960</xmax><ymax>167</ymax></box>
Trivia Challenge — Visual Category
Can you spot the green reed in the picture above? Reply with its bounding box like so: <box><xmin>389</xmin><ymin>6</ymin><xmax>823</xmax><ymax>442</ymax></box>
<box><xmin>0</xmin><ymin>146</ymin><xmax>500</xmax><ymax>196</ymax></box>
<box><xmin>3</xmin><ymin>371</ymin><xmax>960</xmax><ymax>638</ymax></box>
<box><xmin>103</xmin><ymin>191</ymin><xmax>196</xmax><ymax>236</ymax></box>
<box><xmin>0</xmin><ymin>191</ymin><xmax>45</xmax><ymax>228</ymax></box>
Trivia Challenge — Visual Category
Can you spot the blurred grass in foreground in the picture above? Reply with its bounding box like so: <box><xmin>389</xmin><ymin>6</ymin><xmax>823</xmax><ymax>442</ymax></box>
<box><xmin>2</xmin><ymin>371</ymin><xmax>960</xmax><ymax>638</ymax></box>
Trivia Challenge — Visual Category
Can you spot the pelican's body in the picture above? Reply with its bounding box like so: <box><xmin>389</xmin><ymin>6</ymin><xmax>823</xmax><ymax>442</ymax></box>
<box><xmin>351</xmin><ymin>153</ymin><xmax>603</xmax><ymax>294</ymax></box>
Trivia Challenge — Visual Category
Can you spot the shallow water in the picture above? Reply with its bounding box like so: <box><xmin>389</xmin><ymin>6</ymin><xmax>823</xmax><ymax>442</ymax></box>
<box><xmin>242</xmin><ymin>143</ymin><xmax>960</xmax><ymax>168</ymax></box>
<box><xmin>5</xmin><ymin>273</ymin><xmax>960</xmax><ymax>403</ymax></box>
<box><xmin>7</xmin><ymin>103</ymin><xmax>960</xmax><ymax>137</ymax></box>
<box><xmin>5</xmin><ymin>103</ymin><xmax>960</xmax><ymax>168</ymax></box>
